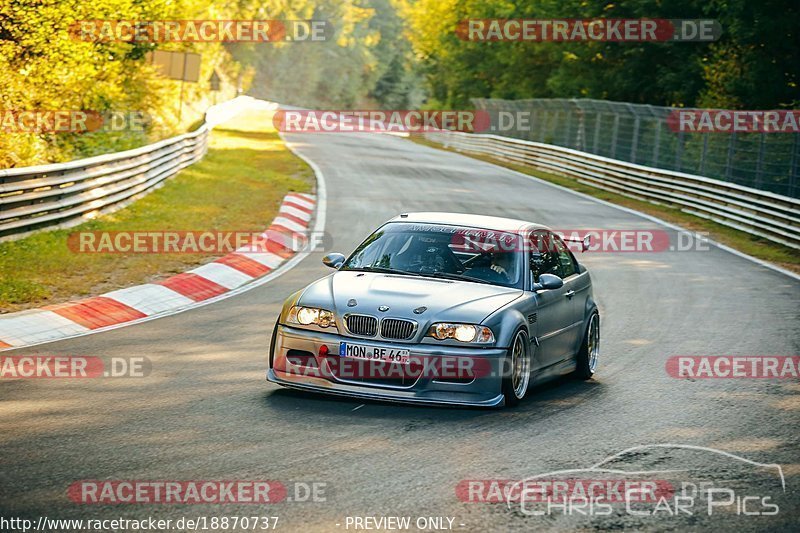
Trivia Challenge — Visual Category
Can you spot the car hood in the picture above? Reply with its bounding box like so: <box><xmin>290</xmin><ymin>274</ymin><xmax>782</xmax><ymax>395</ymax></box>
<box><xmin>300</xmin><ymin>271</ymin><xmax>523</xmax><ymax>324</ymax></box>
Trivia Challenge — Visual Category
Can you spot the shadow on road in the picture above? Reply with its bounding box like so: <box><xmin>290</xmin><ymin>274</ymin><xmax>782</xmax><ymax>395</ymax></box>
<box><xmin>262</xmin><ymin>375</ymin><xmax>605</xmax><ymax>423</ymax></box>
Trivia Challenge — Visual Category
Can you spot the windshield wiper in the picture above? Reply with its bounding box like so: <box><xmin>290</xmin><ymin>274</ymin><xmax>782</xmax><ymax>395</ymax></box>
<box><xmin>346</xmin><ymin>267</ymin><xmax>494</xmax><ymax>285</ymax></box>
<box><xmin>346</xmin><ymin>266</ymin><xmax>422</xmax><ymax>277</ymax></box>
<box><xmin>423</xmin><ymin>272</ymin><xmax>494</xmax><ymax>285</ymax></box>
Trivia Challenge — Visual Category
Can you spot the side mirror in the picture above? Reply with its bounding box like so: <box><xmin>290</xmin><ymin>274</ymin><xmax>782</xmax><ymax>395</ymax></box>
<box><xmin>558</xmin><ymin>234</ymin><xmax>592</xmax><ymax>253</ymax></box>
<box><xmin>533</xmin><ymin>273</ymin><xmax>564</xmax><ymax>291</ymax></box>
<box><xmin>322</xmin><ymin>252</ymin><xmax>345</xmax><ymax>269</ymax></box>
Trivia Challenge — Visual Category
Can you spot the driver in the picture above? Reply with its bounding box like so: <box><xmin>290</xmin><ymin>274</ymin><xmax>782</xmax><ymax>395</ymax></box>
<box><xmin>489</xmin><ymin>251</ymin><xmax>515</xmax><ymax>278</ymax></box>
<box><xmin>394</xmin><ymin>235</ymin><xmax>461</xmax><ymax>273</ymax></box>
<box><xmin>464</xmin><ymin>250</ymin><xmax>515</xmax><ymax>284</ymax></box>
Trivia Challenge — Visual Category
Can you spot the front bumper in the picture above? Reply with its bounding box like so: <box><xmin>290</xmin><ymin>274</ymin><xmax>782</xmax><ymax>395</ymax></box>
<box><xmin>267</xmin><ymin>324</ymin><xmax>507</xmax><ymax>407</ymax></box>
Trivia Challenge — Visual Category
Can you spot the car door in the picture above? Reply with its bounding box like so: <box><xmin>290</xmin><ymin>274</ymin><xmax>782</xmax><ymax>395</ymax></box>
<box><xmin>552</xmin><ymin>236</ymin><xmax>588</xmax><ymax>358</ymax></box>
<box><xmin>528</xmin><ymin>231</ymin><xmax>574</xmax><ymax>369</ymax></box>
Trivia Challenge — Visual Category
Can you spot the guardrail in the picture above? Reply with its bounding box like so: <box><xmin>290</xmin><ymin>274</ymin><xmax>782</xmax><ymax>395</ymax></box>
<box><xmin>424</xmin><ymin>130</ymin><xmax>800</xmax><ymax>250</ymax></box>
<box><xmin>0</xmin><ymin>127</ymin><xmax>208</xmax><ymax>241</ymax></box>
<box><xmin>0</xmin><ymin>96</ymin><xmax>272</xmax><ymax>242</ymax></box>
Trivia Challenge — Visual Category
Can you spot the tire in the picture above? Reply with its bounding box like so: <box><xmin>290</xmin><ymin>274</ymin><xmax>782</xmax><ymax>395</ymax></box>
<box><xmin>501</xmin><ymin>329</ymin><xmax>531</xmax><ymax>407</ymax></box>
<box><xmin>574</xmin><ymin>312</ymin><xmax>600</xmax><ymax>379</ymax></box>
<box><xmin>268</xmin><ymin>319</ymin><xmax>280</xmax><ymax>369</ymax></box>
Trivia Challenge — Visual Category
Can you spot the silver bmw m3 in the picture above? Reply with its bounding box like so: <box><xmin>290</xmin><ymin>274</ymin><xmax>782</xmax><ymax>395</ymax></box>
<box><xmin>267</xmin><ymin>212</ymin><xmax>600</xmax><ymax>407</ymax></box>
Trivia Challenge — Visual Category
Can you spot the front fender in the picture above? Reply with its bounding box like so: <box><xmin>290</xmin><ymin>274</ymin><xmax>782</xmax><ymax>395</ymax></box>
<box><xmin>482</xmin><ymin>306</ymin><xmax>527</xmax><ymax>350</ymax></box>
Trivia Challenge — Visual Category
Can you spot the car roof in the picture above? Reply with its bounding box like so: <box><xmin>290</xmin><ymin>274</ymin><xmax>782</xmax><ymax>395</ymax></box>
<box><xmin>387</xmin><ymin>212</ymin><xmax>550</xmax><ymax>233</ymax></box>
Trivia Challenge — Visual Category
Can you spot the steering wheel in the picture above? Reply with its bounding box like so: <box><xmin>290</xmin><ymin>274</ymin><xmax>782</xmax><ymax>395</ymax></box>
<box><xmin>406</xmin><ymin>246</ymin><xmax>463</xmax><ymax>274</ymax></box>
<box><xmin>464</xmin><ymin>266</ymin><xmax>509</xmax><ymax>284</ymax></box>
<box><xmin>462</xmin><ymin>251</ymin><xmax>492</xmax><ymax>268</ymax></box>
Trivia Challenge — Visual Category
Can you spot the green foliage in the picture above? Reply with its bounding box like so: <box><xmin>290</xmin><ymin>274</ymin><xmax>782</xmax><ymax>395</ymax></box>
<box><xmin>0</xmin><ymin>0</ymin><xmax>428</xmax><ymax>167</ymax></box>
<box><xmin>403</xmin><ymin>0</ymin><xmax>799</xmax><ymax>109</ymax></box>
<box><xmin>239</xmin><ymin>0</ymin><xmax>424</xmax><ymax>108</ymax></box>
<box><xmin>0</xmin><ymin>0</ymin><xmax>249</xmax><ymax>167</ymax></box>
<box><xmin>4</xmin><ymin>0</ymin><xmax>795</xmax><ymax>168</ymax></box>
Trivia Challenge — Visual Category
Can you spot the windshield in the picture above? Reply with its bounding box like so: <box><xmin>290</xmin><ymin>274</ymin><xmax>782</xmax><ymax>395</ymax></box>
<box><xmin>342</xmin><ymin>222</ymin><xmax>524</xmax><ymax>288</ymax></box>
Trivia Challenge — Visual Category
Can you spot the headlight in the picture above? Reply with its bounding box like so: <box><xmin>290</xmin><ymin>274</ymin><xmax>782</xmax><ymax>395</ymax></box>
<box><xmin>287</xmin><ymin>306</ymin><xmax>336</xmax><ymax>328</ymax></box>
<box><xmin>428</xmin><ymin>323</ymin><xmax>495</xmax><ymax>343</ymax></box>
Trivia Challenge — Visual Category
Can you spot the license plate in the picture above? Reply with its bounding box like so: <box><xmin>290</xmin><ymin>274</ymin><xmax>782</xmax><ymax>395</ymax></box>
<box><xmin>339</xmin><ymin>342</ymin><xmax>410</xmax><ymax>364</ymax></box>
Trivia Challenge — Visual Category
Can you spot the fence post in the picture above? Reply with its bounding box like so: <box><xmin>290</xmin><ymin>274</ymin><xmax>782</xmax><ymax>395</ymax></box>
<box><xmin>610</xmin><ymin>115</ymin><xmax>620</xmax><ymax>159</ymax></box>
<box><xmin>699</xmin><ymin>133</ymin><xmax>709</xmax><ymax>175</ymax></box>
<box><xmin>514</xmin><ymin>100</ymin><xmax>526</xmax><ymax>141</ymax></box>
<box><xmin>576</xmin><ymin>108</ymin><xmax>585</xmax><ymax>152</ymax></box>
<box><xmin>540</xmin><ymin>110</ymin><xmax>548</xmax><ymax>142</ymax></box>
<box><xmin>652</xmin><ymin>120</ymin><xmax>661</xmax><ymax>167</ymax></box>
<box><xmin>530</xmin><ymin>109</ymin><xmax>539</xmax><ymax>142</ymax></box>
<box><xmin>790</xmin><ymin>134</ymin><xmax>799</xmax><ymax>197</ymax></box>
<box><xmin>562</xmin><ymin>109</ymin><xmax>570</xmax><ymax>147</ymax></box>
<box><xmin>725</xmin><ymin>132</ymin><xmax>736</xmax><ymax>180</ymax></box>
<box><xmin>754</xmin><ymin>133</ymin><xmax>766</xmax><ymax>189</ymax></box>
<box><xmin>593</xmin><ymin>113</ymin><xmax>602</xmax><ymax>154</ymax></box>
<box><xmin>675</xmin><ymin>131</ymin><xmax>684</xmax><ymax>171</ymax></box>
<box><xmin>630</xmin><ymin>116</ymin><xmax>640</xmax><ymax>162</ymax></box>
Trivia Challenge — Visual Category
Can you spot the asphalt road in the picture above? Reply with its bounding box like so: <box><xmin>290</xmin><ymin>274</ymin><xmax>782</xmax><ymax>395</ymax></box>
<box><xmin>1</xmin><ymin>131</ymin><xmax>798</xmax><ymax>532</ymax></box>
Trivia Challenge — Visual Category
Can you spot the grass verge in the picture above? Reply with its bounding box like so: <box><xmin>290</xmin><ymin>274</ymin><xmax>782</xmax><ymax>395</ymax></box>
<box><xmin>0</xmin><ymin>109</ymin><xmax>313</xmax><ymax>313</ymax></box>
<box><xmin>410</xmin><ymin>136</ymin><xmax>799</xmax><ymax>274</ymax></box>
